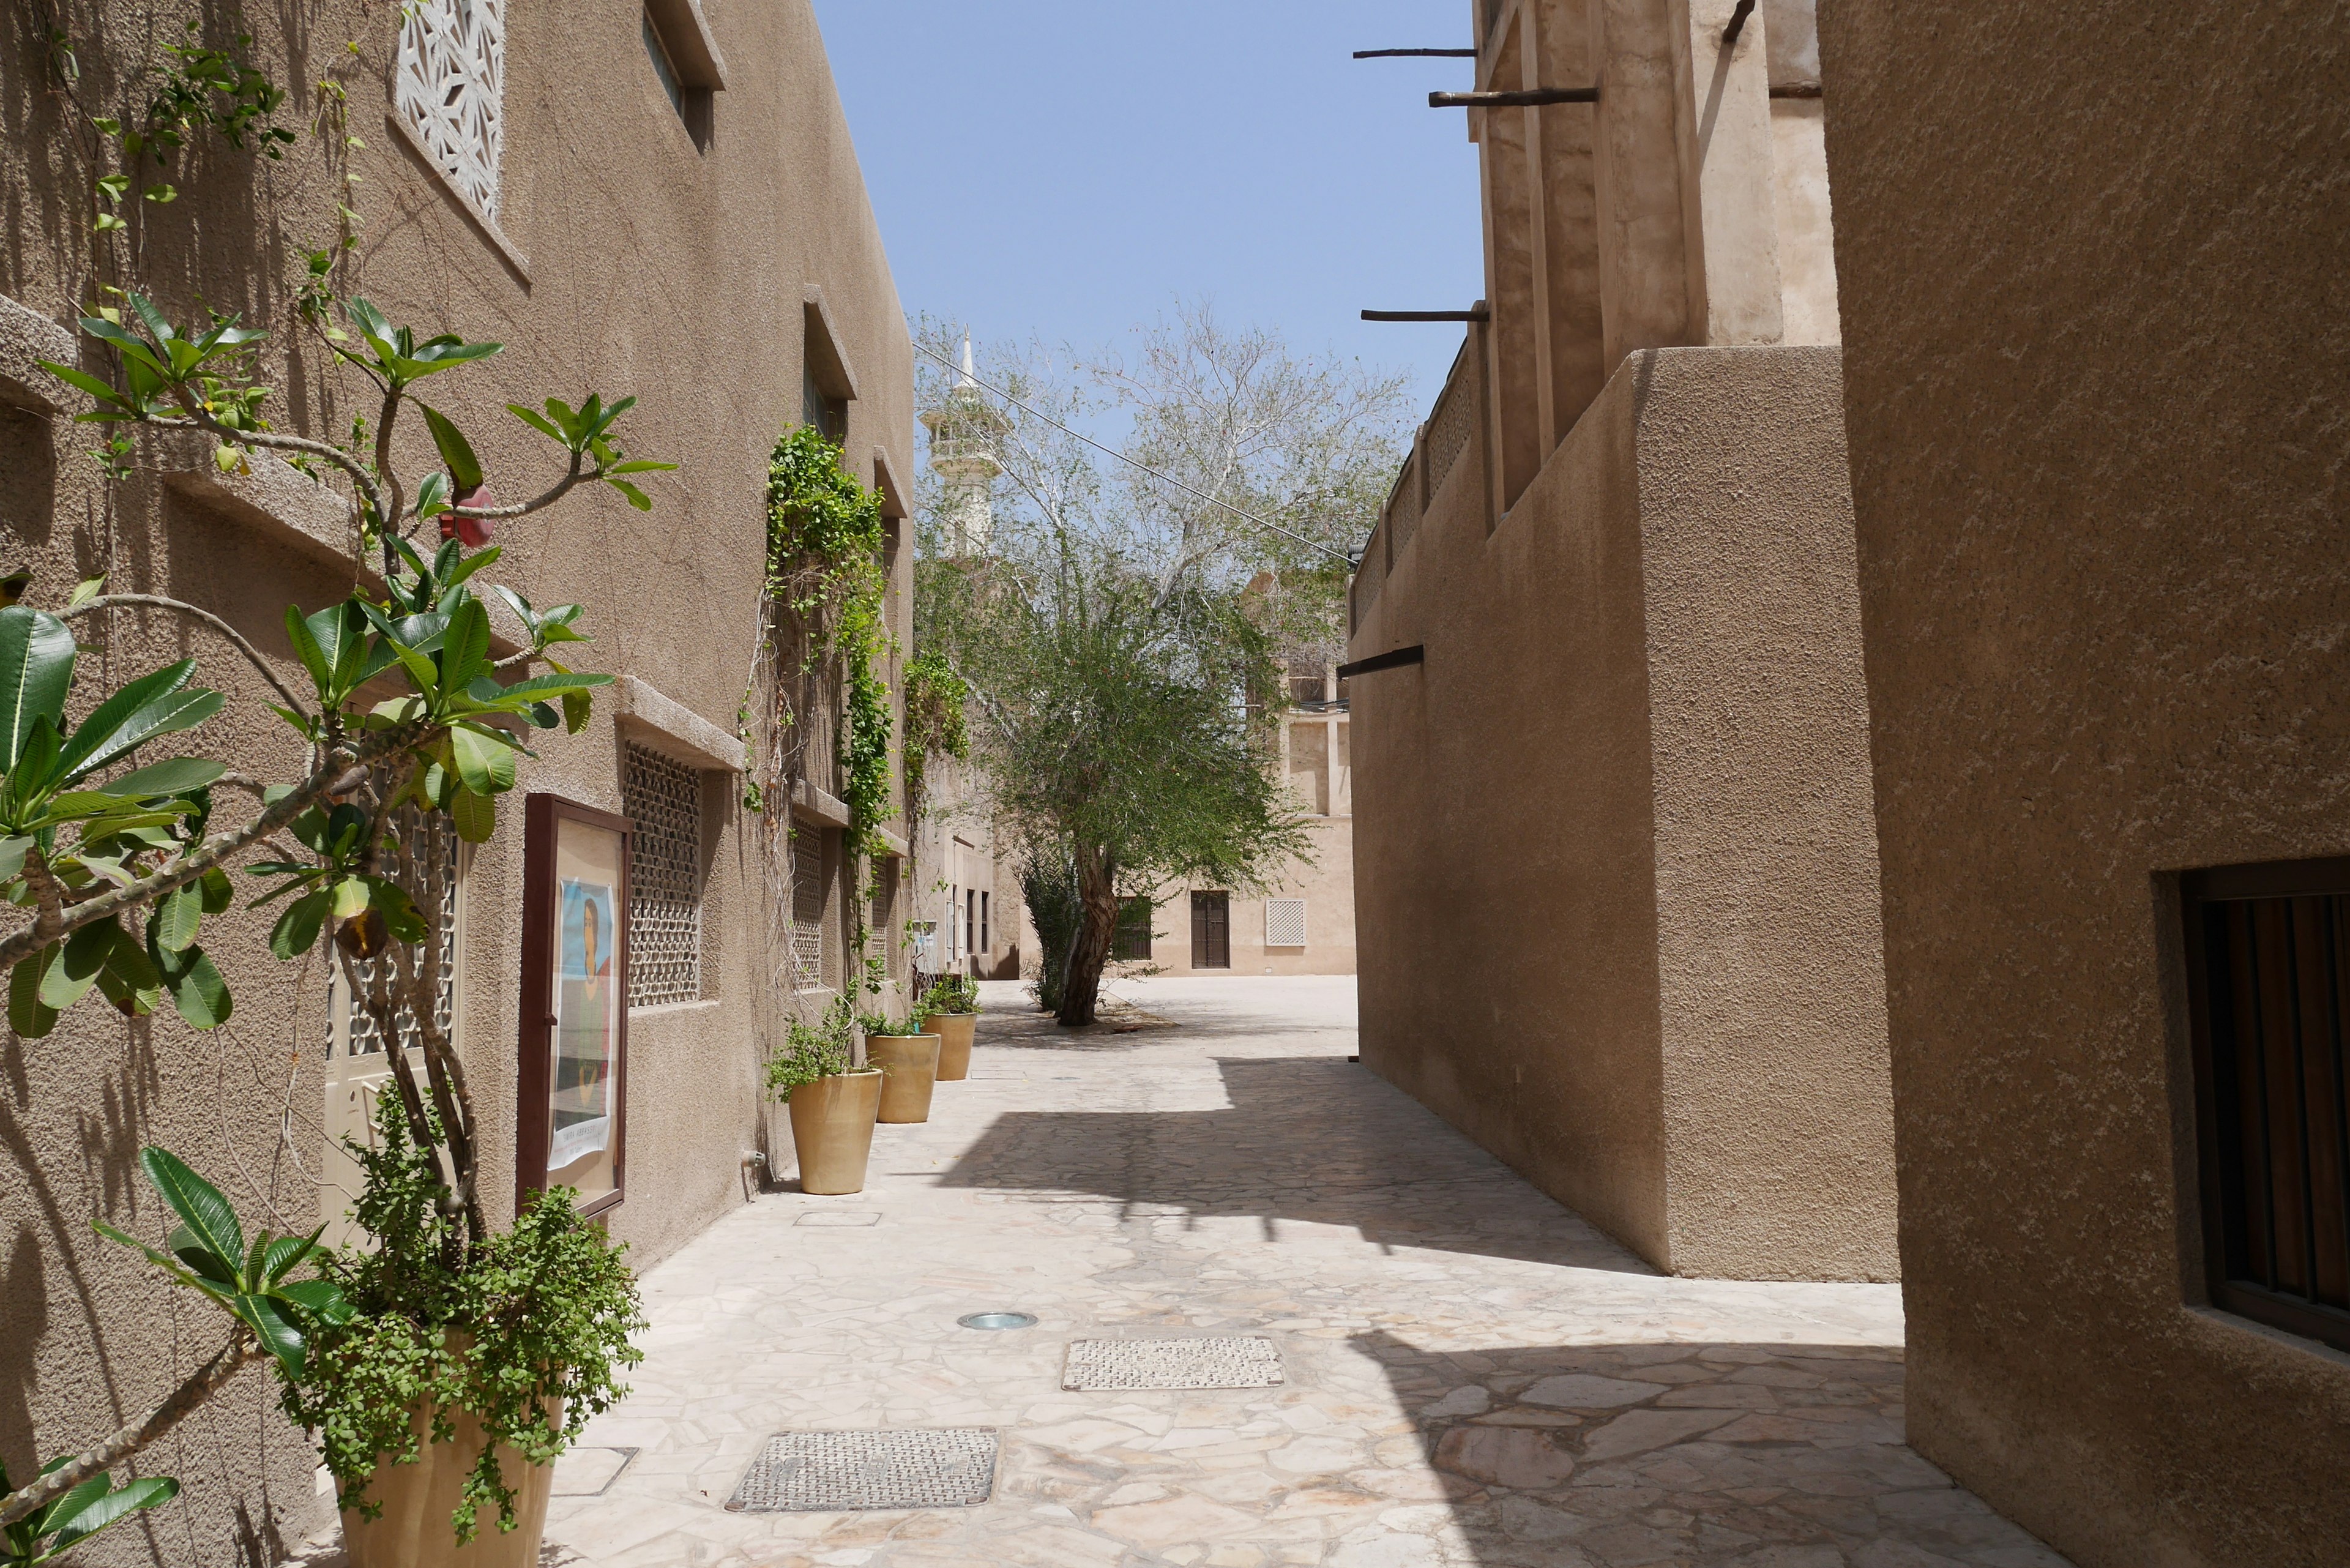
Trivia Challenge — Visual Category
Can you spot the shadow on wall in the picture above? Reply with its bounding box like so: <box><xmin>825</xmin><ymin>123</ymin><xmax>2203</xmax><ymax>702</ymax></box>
<box><xmin>934</xmin><ymin>1055</ymin><xmax>1656</xmax><ymax>1275</ymax></box>
<box><xmin>1347</xmin><ymin>1330</ymin><xmax>2074</xmax><ymax>1567</ymax></box>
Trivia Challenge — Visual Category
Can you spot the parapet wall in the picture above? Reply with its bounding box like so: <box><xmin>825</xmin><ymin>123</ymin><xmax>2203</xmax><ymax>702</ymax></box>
<box><xmin>1350</xmin><ymin>343</ymin><xmax>1895</xmax><ymax>1280</ymax></box>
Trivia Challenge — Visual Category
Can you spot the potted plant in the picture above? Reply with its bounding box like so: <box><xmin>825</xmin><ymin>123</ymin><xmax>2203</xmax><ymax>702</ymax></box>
<box><xmin>920</xmin><ymin>974</ymin><xmax>982</xmax><ymax>1081</ymax></box>
<box><xmin>770</xmin><ymin>998</ymin><xmax>884</xmax><ymax>1192</ymax></box>
<box><xmin>860</xmin><ymin>1010</ymin><xmax>942</xmax><ymax>1124</ymax></box>
<box><xmin>282</xmin><ymin>1099</ymin><xmax>644</xmax><ymax>1568</ymax></box>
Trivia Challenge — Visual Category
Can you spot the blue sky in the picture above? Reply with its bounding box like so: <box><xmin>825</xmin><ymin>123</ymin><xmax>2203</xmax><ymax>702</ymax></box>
<box><xmin>811</xmin><ymin>2</ymin><xmax>1486</xmax><ymax>418</ymax></box>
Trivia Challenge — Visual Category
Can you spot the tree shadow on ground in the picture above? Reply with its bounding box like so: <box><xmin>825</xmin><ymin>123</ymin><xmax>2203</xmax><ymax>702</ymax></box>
<box><xmin>1340</xmin><ymin>1329</ymin><xmax>2073</xmax><ymax>1567</ymax></box>
<box><xmin>935</xmin><ymin>1055</ymin><xmax>1654</xmax><ymax>1274</ymax></box>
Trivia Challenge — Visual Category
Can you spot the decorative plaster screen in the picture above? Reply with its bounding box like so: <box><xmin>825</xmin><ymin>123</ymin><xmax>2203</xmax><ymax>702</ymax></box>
<box><xmin>623</xmin><ymin>745</ymin><xmax>701</xmax><ymax>1006</ymax></box>
<box><xmin>330</xmin><ymin>808</ymin><xmax>459</xmax><ymax>1058</ymax></box>
<box><xmin>791</xmin><ymin>843</ymin><xmax>825</xmax><ymax>990</ymax></box>
<box><xmin>1265</xmin><ymin>898</ymin><xmax>1307</xmax><ymax>949</ymax></box>
<box><xmin>395</xmin><ymin>0</ymin><xmax>507</xmax><ymax>220</ymax></box>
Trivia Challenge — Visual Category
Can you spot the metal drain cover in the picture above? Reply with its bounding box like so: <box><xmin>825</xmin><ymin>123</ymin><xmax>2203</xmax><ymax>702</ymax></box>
<box><xmin>1062</xmin><ymin>1335</ymin><xmax>1284</xmax><ymax>1391</ymax></box>
<box><xmin>727</xmin><ymin>1429</ymin><xmax>998</xmax><ymax>1512</ymax></box>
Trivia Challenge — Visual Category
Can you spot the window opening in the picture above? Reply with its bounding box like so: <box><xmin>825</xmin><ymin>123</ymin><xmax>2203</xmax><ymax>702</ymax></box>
<box><xmin>395</xmin><ymin>0</ymin><xmax>508</xmax><ymax>220</ymax></box>
<box><xmin>1113</xmin><ymin>896</ymin><xmax>1154</xmax><ymax>961</ymax></box>
<box><xmin>1265</xmin><ymin>898</ymin><xmax>1307</xmax><ymax>949</ymax></box>
<box><xmin>980</xmin><ymin>890</ymin><xmax>990</xmax><ymax>954</ymax></box>
<box><xmin>623</xmin><ymin>744</ymin><xmax>702</xmax><ymax>1006</ymax></box>
<box><xmin>804</xmin><ymin>364</ymin><xmax>848</xmax><ymax>444</ymax></box>
<box><xmin>641</xmin><ymin>5</ymin><xmax>714</xmax><ymax>151</ymax></box>
<box><xmin>329</xmin><ymin>805</ymin><xmax>460</xmax><ymax>1059</ymax></box>
<box><xmin>792</xmin><ymin>842</ymin><xmax>825</xmax><ymax>991</ymax></box>
<box><xmin>2182</xmin><ymin>858</ymin><xmax>2350</xmax><ymax>1353</ymax></box>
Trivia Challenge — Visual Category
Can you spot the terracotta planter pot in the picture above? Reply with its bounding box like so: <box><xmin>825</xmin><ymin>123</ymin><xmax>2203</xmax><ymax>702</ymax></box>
<box><xmin>788</xmin><ymin>1069</ymin><xmax>883</xmax><ymax>1193</ymax></box>
<box><xmin>930</xmin><ymin>1013</ymin><xmax>977</xmax><ymax>1081</ymax></box>
<box><xmin>342</xmin><ymin>1401</ymin><xmax>559</xmax><ymax>1568</ymax></box>
<box><xmin>867</xmin><ymin>1034</ymin><xmax>941</xmax><ymax>1123</ymax></box>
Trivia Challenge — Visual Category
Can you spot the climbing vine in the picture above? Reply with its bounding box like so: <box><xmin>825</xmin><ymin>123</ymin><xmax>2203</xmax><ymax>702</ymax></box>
<box><xmin>902</xmin><ymin>644</ymin><xmax>969</xmax><ymax>835</ymax></box>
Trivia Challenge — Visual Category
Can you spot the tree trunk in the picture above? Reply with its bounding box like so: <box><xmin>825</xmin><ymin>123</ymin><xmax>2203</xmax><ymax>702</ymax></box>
<box><xmin>1055</xmin><ymin>853</ymin><xmax>1122</xmax><ymax>1027</ymax></box>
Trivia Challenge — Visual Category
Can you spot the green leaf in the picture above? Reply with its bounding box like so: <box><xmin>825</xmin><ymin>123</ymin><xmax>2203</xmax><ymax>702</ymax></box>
<box><xmin>283</xmin><ymin>603</ymin><xmax>331</xmax><ymax>692</ymax></box>
<box><xmin>138</xmin><ymin>1147</ymin><xmax>244</xmax><ymax>1267</ymax></box>
<box><xmin>198</xmin><ymin>865</ymin><xmax>234</xmax><ymax>914</ymax></box>
<box><xmin>9</xmin><ymin>946</ymin><xmax>61</xmax><ymax>1038</ymax></box>
<box><xmin>372</xmin><ymin>878</ymin><xmax>427</xmax><ymax>942</ymax></box>
<box><xmin>419</xmin><ymin>401</ymin><xmax>484</xmax><ymax>491</ymax></box>
<box><xmin>42</xmin><ymin>1474</ymin><xmax>180</xmax><ymax>1559</ymax></box>
<box><xmin>40</xmin><ymin>918</ymin><xmax>118</xmax><ymax>1010</ymax></box>
<box><xmin>562</xmin><ymin>689</ymin><xmax>592</xmax><ymax>736</ymax></box>
<box><xmin>491</xmin><ymin>670</ymin><xmax>616</xmax><ymax>700</ymax></box>
<box><xmin>37</xmin><ymin>361</ymin><xmax>135</xmax><ymax>411</ymax></box>
<box><xmin>34</xmin><ymin>1474</ymin><xmax>118</xmax><ymax>1541</ymax></box>
<box><xmin>0</xmin><ymin>606</ymin><xmax>77</xmax><ymax>772</ymax></box>
<box><xmin>0</xmin><ymin>835</ymin><xmax>29</xmax><ymax>881</ymax></box>
<box><xmin>449</xmin><ymin>783</ymin><xmax>494</xmax><ymax>843</ymax></box>
<box><xmin>237</xmin><ymin>1292</ymin><xmax>306</xmax><ymax>1374</ymax></box>
<box><xmin>448</xmin><ymin>723</ymin><xmax>516</xmax><ymax>796</ymax></box>
<box><xmin>262</xmin><ymin>1226</ymin><xmax>324</xmax><ymax>1285</ymax></box>
<box><xmin>63</xmin><ymin>688</ymin><xmax>225</xmax><ymax>786</ymax></box>
<box><xmin>98</xmin><ymin>755</ymin><xmax>225</xmax><ymax>797</ymax></box>
<box><xmin>274</xmin><ymin>1276</ymin><xmax>349</xmax><ymax>1323</ymax></box>
<box><xmin>269</xmin><ymin>889</ymin><xmax>329</xmax><ymax>958</ymax></box>
<box><xmin>441</xmin><ymin>599</ymin><xmax>492</xmax><ymax>694</ymax></box>
<box><xmin>329</xmin><ymin>876</ymin><xmax>371</xmax><ymax>920</ymax></box>
<box><xmin>54</xmin><ymin>658</ymin><xmax>195</xmax><ymax>781</ymax></box>
<box><xmin>506</xmin><ymin>402</ymin><xmax>565</xmax><ymax>443</ymax></box>
<box><xmin>155</xmin><ymin>946</ymin><xmax>231</xmax><ymax>1028</ymax></box>
<box><xmin>608</xmin><ymin>478</ymin><xmax>652</xmax><ymax>512</ymax></box>
<box><xmin>154</xmin><ymin>883</ymin><xmax>204</xmax><ymax>953</ymax></box>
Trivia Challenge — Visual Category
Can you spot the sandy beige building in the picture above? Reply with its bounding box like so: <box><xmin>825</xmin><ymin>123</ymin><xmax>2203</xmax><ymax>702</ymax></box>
<box><xmin>1348</xmin><ymin>0</ymin><xmax>1894</xmax><ymax>1282</ymax></box>
<box><xmin>1817</xmin><ymin>0</ymin><xmax>2350</xmax><ymax>1561</ymax></box>
<box><xmin>1</xmin><ymin>2</ymin><xmax>909</xmax><ymax>1558</ymax></box>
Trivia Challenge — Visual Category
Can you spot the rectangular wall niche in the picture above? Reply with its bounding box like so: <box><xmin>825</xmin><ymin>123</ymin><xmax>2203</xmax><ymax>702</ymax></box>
<box><xmin>2181</xmin><ymin>858</ymin><xmax>2350</xmax><ymax>1353</ymax></box>
<box><xmin>623</xmin><ymin>744</ymin><xmax>702</xmax><ymax>1007</ymax></box>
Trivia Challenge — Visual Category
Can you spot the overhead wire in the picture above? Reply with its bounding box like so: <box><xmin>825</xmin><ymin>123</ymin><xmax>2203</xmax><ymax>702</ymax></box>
<box><xmin>910</xmin><ymin>340</ymin><xmax>1359</xmax><ymax>569</ymax></box>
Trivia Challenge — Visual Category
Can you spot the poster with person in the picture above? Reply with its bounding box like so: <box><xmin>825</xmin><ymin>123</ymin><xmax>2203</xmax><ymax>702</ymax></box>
<box><xmin>551</xmin><ymin>876</ymin><xmax>617</xmax><ymax>1173</ymax></box>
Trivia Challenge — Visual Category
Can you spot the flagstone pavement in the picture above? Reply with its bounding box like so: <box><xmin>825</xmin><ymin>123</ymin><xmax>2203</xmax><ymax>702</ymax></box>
<box><xmin>531</xmin><ymin>976</ymin><xmax>2070</xmax><ymax>1568</ymax></box>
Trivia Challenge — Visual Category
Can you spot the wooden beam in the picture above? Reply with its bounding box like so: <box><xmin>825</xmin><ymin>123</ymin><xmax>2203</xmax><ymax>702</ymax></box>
<box><xmin>1336</xmin><ymin>645</ymin><xmax>1425</xmax><ymax>681</ymax></box>
<box><xmin>1355</xmin><ymin>48</ymin><xmax>1477</xmax><ymax>58</ymax></box>
<box><xmin>1430</xmin><ymin>87</ymin><xmax>1597</xmax><ymax>108</ymax></box>
<box><xmin>1361</xmin><ymin>308</ymin><xmax>1491</xmax><ymax>323</ymax></box>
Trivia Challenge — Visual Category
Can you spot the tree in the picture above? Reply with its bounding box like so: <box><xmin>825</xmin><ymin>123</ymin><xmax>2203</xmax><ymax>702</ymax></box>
<box><xmin>914</xmin><ymin>306</ymin><xmax>1409</xmax><ymax>1025</ymax></box>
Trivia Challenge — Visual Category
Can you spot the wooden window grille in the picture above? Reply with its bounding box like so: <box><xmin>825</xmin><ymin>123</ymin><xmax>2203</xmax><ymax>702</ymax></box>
<box><xmin>1425</xmin><ymin>350</ymin><xmax>1476</xmax><ymax>498</ymax></box>
<box><xmin>791</xmin><ymin>842</ymin><xmax>826</xmax><ymax>991</ymax></box>
<box><xmin>1113</xmin><ymin>897</ymin><xmax>1153</xmax><ymax>961</ymax></box>
<box><xmin>623</xmin><ymin>745</ymin><xmax>701</xmax><ymax>1006</ymax></box>
<box><xmin>1265</xmin><ymin>898</ymin><xmax>1307</xmax><ymax>949</ymax></box>
<box><xmin>329</xmin><ymin>807</ymin><xmax>459</xmax><ymax>1059</ymax></box>
<box><xmin>2182</xmin><ymin>858</ymin><xmax>2350</xmax><ymax>1352</ymax></box>
<box><xmin>395</xmin><ymin>0</ymin><xmax>507</xmax><ymax>220</ymax></box>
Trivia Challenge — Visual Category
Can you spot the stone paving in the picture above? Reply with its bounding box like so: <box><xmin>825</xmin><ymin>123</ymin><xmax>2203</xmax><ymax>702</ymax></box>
<box><xmin>535</xmin><ymin>977</ymin><xmax>2070</xmax><ymax>1568</ymax></box>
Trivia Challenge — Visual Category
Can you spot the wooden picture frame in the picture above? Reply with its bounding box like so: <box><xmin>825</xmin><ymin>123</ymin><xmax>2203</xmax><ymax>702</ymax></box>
<box><xmin>518</xmin><ymin>793</ymin><xmax>633</xmax><ymax>1220</ymax></box>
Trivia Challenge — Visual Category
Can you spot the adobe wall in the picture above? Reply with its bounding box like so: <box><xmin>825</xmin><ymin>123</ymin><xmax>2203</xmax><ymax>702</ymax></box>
<box><xmin>1816</xmin><ymin>1</ymin><xmax>2350</xmax><ymax>1561</ymax></box>
<box><xmin>1135</xmin><ymin>815</ymin><xmax>1359</xmax><ymax>979</ymax></box>
<box><xmin>0</xmin><ymin>3</ymin><xmax>909</xmax><ymax>1560</ymax></box>
<box><xmin>1350</xmin><ymin>343</ymin><xmax>1894</xmax><ymax>1280</ymax></box>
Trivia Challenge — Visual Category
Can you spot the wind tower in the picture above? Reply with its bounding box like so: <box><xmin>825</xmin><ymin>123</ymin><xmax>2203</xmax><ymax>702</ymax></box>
<box><xmin>920</xmin><ymin>335</ymin><xmax>1008</xmax><ymax>556</ymax></box>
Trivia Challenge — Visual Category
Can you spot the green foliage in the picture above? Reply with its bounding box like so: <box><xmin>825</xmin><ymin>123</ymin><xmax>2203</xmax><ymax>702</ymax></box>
<box><xmin>93</xmin><ymin>1147</ymin><xmax>349</xmax><ymax>1376</ymax></box>
<box><xmin>1021</xmin><ymin>848</ymin><xmax>1083</xmax><ymax>1016</ymax></box>
<box><xmin>765</xmin><ymin>996</ymin><xmax>862</xmax><ymax>1097</ymax></box>
<box><xmin>857</xmin><ymin>1009</ymin><xmax>928</xmax><ymax>1038</ymax></box>
<box><xmin>919</xmin><ymin>973</ymin><xmax>979</xmax><ymax>1017</ymax></box>
<box><xmin>1</xmin><ymin>1455</ymin><xmax>177</xmax><ymax>1567</ymax></box>
<box><xmin>901</xmin><ymin>646</ymin><xmax>969</xmax><ymax>826</ymax></box>
<box><xmin>81</xmin><ymin>21</ymin><xmax>296</xmax><ymax>231</ymax></box>
<box><xmin>284</xmin><ymin>1099</ymin><xmax>645</xmax><ymax>1544</ymax></box>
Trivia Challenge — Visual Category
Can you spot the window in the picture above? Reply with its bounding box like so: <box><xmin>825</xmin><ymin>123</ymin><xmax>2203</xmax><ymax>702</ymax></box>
<box><xmin>792</xmin><ymin>842</ymin><xmax>826</xmax><ymax>991</ymax></box>
<box><xmin>1113</xmin><ymin>897</ymin><xmax>1154</xmax><ymax>961</ymax></box>
<box><xmin>966</xmin><ymin>888</ymin><xmax>977</xmax><ymax>963</ymax></box>
<box><xmin>622</xmin><ymin>744</ymin><xmax>701</xmax><ymax>1006</ymax></box>
<box><xmin>395</xmin><ymin>0</ymin><xmax>507</xmax><ymax>219</ymax></box>
<box><xmin>946</xmin><ymin>885</ymin><xmax>959</xmax><ymax>961</ymax></box>
<box><xmin>2182</xmin><ymin>858</ymin><xmax>2350</xmax><ymax>1353</ymax></box>
<box><xmin>641</xmin><ymin>5</ymin><xmax>714</xmax><ymax>151</ymax></box>
<box><xmin>980</xmin><ymin>890</ymin><xmax>991</xmax><ymax>954</ymax></box>
<box><xmin>520</xmin><ymin>796</ymin><xmax>632</xmax><ymax>1218</ymax></box>
<box><xmin>1265</xmin><ymin>898</ymin><xmax>1307</xmax><ymax>949</ymax></box>
<box><xmin>804</xmin><ymin>364</ymin><xmax>848</xmax><ymax>444</ymax></box>
<box><xmin>1191</xmin><ymin>892</ymin><xmax>1231</xmax><ymax>969</ymax></box>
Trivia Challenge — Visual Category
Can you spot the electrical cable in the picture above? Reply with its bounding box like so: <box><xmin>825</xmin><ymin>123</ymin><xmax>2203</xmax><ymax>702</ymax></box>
<box><xmin>911</xmin><ymin>340</ymin><xmax>1359</xmax><ymax>569</ymax></box>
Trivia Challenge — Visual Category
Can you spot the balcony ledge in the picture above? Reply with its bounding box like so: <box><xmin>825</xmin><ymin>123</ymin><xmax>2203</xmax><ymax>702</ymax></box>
<box><xmin>0</xmin><ymin>293</ymin><xmax>80</xmax><ymax>415</ymax></box>
<box><xmin>615</xmin><ymin>676</ymin><xmax>746</xmax><ymax>773</ymax></box>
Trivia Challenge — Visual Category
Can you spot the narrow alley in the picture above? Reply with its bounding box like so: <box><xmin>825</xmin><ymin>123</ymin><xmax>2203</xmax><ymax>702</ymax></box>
<box><xmin>538</xmin><ymin>980</ymin><xmax>2068</xmax><ymax>1568</ymax></box>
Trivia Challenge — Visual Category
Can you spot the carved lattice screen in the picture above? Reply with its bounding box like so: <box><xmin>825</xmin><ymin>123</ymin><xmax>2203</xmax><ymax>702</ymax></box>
<box><xmin>395</xmin><ymin>0</ymin><xmax>507</xmax><ymax>220</ymax></box>
<box><xmin>329</xmin><ymin>807</ymin><xmax>459</xmax><ymax>1059</ymax></box>
<box><xmin>624</xmin><ymin>745</ymin><xmax>702</xmax><ymax>1006</ymax></box>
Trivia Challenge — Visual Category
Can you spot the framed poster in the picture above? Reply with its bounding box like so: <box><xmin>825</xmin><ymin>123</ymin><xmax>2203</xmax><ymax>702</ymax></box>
<box><xmin>519</xmin><ymin>793</ymin><xmax>632</xmax><ymax>1218</ymax></box>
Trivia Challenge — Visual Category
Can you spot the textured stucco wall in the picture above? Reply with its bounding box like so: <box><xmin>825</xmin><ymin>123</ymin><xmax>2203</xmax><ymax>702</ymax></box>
<box><xmin>0</xmin><ymin>2</ymin><xmax>908</xmax><ymax>1561</ymax></box>
<box><xmin>1817</xmin><ymin>2</ymin><xmax>2350</xmax><ymax>1562</ymax></box>
<box><xmin>1351</xmin><ymin>342</ymin><xmax>1893</xmax><ymax>1279</ymax></box>
<box><xmin>1142</xmin><ymin>815</ymin><xmax>1359</xmax><ymax>979</ymax></box>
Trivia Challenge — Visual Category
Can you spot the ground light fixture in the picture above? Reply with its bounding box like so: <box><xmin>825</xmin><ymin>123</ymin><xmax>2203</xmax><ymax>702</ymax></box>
<box><xmin>957</xmin><ymin>1312</ymin><xmax>1038</xmax><ymax>1331</ymax></box>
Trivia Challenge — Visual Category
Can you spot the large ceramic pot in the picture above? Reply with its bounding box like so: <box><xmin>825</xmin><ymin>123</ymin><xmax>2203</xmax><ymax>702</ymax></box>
<box><xmin>867</xmin><ymin>1034</ymin><xmax>941</xmax><ymax>1123</ymax></box>
<box><xmin>342</xmin><ymin>1401</ymin><xmax>559</xmax><ymax>1568</ymax></box>
<box><xmin>788</xmin><ymin>1068</ymin><xmax>884</xmax><ymax>1193</ymax></box>
<box><xmin>930</xmin><ymin>1012</ymin><xmax>977</xmax><ymax>1081</ymax></box>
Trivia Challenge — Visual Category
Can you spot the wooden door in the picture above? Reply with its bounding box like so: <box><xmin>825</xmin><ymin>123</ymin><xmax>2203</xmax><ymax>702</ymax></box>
<box><xmin>1192</xmin><ymin>892</ymin><xmax>1231</xmax><ymax>969</ymax></box>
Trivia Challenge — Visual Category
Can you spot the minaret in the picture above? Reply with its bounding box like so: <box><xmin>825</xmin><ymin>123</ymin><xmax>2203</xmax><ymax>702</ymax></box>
<box><xmin>920</xmin><ymin>335</ymin><xmax>1008</xmax><ymax>556</ymax></box>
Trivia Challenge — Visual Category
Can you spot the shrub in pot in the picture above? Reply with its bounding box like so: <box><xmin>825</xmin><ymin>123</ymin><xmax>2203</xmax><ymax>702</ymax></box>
<box><xmin>283</xmin><ymin>1100</ymin><xmax>645</xmax><ymax>1567</ymax></box>
<box><xmin>918</xmin><ymin>975</ymin><xmax>980</xmax><ymax>1082</ymax></box>
<box><xmin>770</xmin><ymin>998</ymin><xmax>883</xmax><ymax>1193</ymax></box>
<box><xmin>860</xmin><ymin>1010</ymin><xmax>942</xmax><ymax>1123</ymax></box>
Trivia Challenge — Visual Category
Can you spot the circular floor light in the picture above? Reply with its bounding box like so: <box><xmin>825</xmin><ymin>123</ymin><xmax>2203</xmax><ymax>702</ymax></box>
<box><xmin>958</xmin><ymin>1312</ymin><xmax>1038</xmax><ymax>1331</ymax></box>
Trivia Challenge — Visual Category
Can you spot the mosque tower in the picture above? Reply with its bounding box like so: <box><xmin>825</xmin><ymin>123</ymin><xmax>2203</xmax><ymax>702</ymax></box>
<box><xmin>919</xmin><ymin>335</ymin><xmax>1009</xmax><ymax>556</ymax></box>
